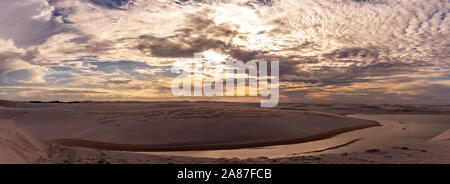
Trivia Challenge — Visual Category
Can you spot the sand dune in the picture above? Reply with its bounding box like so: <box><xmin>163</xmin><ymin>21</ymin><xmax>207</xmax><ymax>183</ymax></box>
<box><xmin>0</xmin><ymin>101</ymin><xmax>449</xmax><ymax>164</ymax></box>
<box><xmin>0</xmin><ymin>120</ymin><xmax>44</xmax><ymax>164</ymax></box>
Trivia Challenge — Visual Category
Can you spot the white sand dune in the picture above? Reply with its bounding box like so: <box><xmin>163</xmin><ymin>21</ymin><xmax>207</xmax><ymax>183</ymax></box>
<box><xmin>0</xmin><ymin>101</ymin><xmax>449</xmax><ymax>164</ymax></box>
<box><xmin>0</xmin><ymin>120</ymin><xmax>44</xmax><ymax>164</ymax></box>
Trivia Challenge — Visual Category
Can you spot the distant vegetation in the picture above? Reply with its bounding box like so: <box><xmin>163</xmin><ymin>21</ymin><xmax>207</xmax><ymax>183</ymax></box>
<box><xmin>29</xmin><ymin>101</ymin><xmax>83</xmax><ymax>104</ymax></box>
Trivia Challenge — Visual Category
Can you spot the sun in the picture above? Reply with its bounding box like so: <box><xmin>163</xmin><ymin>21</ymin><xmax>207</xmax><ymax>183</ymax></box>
<box><xmin>201</xmin><ymin>50</ymin><xmax>229</xmax><ymax>62</ymax></box>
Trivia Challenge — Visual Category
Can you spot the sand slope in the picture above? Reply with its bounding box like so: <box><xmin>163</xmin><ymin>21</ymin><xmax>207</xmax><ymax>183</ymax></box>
<box><xmin>0</xmin><ymin>120</ymin><xmax>44</xmax><ymax>164</ymax></box>
<box><xmin>429</xmin><ymin>129</ymin><xmax>450</xmax><ymax>142</ymax></box>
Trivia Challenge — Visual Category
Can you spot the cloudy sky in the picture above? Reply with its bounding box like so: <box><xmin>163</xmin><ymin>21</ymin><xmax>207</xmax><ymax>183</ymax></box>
<box><xmin>0</xmin><ymin>0</ymin><xmax>449</xmax><ymax>104</ymax></box>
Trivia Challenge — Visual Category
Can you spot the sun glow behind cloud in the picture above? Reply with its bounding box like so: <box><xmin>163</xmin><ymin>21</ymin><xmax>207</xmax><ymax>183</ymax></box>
<box><xmin>0</xmin><ymin>0</ymin><xmax>448</xmax><ymax>104</ymax></box>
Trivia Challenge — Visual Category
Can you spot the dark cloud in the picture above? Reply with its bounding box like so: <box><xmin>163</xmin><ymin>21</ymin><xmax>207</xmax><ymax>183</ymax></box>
<box><xmin>87</xmin><ymin>0</ymin><xmax>131</xmax><ymax>9</ymax></box>
<box><xmin>49</xmin><ymin>5</ymin><xmax>75</xmax><ymax>24</ymax></box>
<box><xmin>105</xmin><ymin>79</ymin><xmax>132</xmax><ymax>84</ymax></box>
<box><xmin>0</xmin><ymin>0</ymin><xmax>66</xmax><ymax>48</ymax></box>
<box><xmin>256</xmin><ymin>0</ymin><xmax>274</xmax><ymax>5</ymax></box>
<box><xmin>20</xmin><ymin>49</ymin><xmax>40</xmax><ymax>63</ymax></box>
<box><xmin>278</xmin><ymin>47</ymin><xmax>433</xmax><ymax>87</ymax></box>
<box><xmin>48</xmin><ymin>89</ymin><xmax>106</xmax><ymax>94</ymax></box>
<box><xmin>137</xmin><ymin>13</ymin><xmax>265</xmax><ymax>61</ymax></box>
<box><xmin>68</xmin><ymin>36</ymin><xmax>91</xmax><ymax>44</ymax></box>
<box><xmin>137</xmin><ymin>35</ymin><xmax>228</xmax><ymax>58</ymax></box>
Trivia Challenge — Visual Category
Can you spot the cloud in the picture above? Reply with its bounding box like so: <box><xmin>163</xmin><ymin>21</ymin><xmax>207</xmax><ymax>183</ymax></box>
<box><xmin>0</xmin><ymin>0</ymin><xmax>65</xmax><ymax>48</ymax></box>
<box><xmin>0</xmin><ymin>0</ymin><xmax>448</xmax><ymax>104</ymax></box>
<box><xmin>87</xmin><ymin>0</ymin><xmax>132</xmax><ymax>9</ymax></box>
<box><xmin>0</xmin><ymin>39</ymin><xmax>47</xmax><ymax>84</ymax></box>
<box><xmin>136</xmin><ymin>13</ymin><xmax>239</xmax><ymax>58</ymax></box>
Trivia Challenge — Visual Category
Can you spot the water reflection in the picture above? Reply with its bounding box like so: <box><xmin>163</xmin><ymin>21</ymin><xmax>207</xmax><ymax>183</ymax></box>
<box><xmin>138</xmin><ymin>114</ymin><xmax>450</xmax><ymax>159</ymax></box>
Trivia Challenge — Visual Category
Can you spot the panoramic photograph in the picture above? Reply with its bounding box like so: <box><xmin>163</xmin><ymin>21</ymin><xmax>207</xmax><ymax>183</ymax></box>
<box><xmin>0</xmin><ymin>0</ymin><xmax>449</xmax><ymax>172</ymax></box>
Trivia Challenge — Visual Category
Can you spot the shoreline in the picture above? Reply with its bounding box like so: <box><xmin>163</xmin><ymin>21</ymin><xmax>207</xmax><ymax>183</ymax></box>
<box><xmin>37</xmin><ymin>114</ymin><xmax>450</xmax><ymax>164</ymax></box>
<box><xmin>133</xmin><ymin>114</ymin><xmax>450</xmax><ymax>159</ymax></box>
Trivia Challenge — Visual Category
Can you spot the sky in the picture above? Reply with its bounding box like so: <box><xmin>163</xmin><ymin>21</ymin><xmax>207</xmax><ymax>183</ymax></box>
<box><xmin>0</xmin><ymin>0</ymin><xmax>449</xmax><ymax>104</ymax></box>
